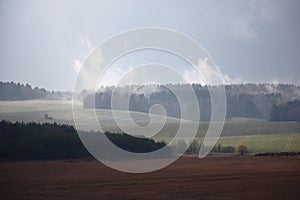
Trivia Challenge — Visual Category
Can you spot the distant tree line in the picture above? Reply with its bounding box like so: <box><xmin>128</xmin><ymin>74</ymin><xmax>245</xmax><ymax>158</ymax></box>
<box><xmin>2</xmin><ymin>81</ymin><xmax>300</xmax><ymax>121</ymax></box>
<box><xmin>270</xmin><ymin>100</ymin><xmax>300</xmax><ymax>122</ymax></box>
<box><xmin>84</xmin><ymin>83</ymin><xmax>300</xmax><ymax>121</ymax></box>
<box><xmin>0</xmin><ymin>81</ymin><xmax>47</xmax><ymax>100</ymax></box>
<box><xmin>0</xmin><ymin>120</ymin><xmax>168</xmax><ymax>161</ymax></box>
<box><xmin>84</xmin><ymin>88</ymin><xmax>181</xmax><ymax>118</ymax></box>
<box><xmin>0</xmin><ymin>81</ymin><xmax>72</xmax><ymax>100</ymax></box>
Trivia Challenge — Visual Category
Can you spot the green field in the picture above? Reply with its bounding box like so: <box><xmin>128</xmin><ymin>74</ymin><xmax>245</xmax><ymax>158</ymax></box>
<box><xmin>162</xmin><ymin>134</ymin><xmax>300</xmax><ymax>153</ymax></box>
<box><xmin>1</xmin><ymin>100</ymin><xmax>300</xmax><ymax>153</ymax></box>
<box><xmin>215</xmin><ymin>133</ymin><xmax>300</xmax><ymax>153</ymax></box>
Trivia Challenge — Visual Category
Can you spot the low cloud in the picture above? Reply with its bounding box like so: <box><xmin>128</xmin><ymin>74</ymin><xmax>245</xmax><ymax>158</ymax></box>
<box><xmin>73</xmin><ymin>37</ymin><xmax>243</xmax><ymax>91</ymax></box>
<box><xmin>183</xmin><ymin>69</ymin><xmax>205</xmax><ymax>85</ymax></box>
<box><xmin>183</xmin><ymin>58</ymin><xmax>243</xmax><ymax>85</ymax></box>
<box><xmin>73</xmin><ymin>35</ymin><xmax>93</xmax><ymax>75</ymax></box>
<box><xmin>98</xmin><ymin>64</ymin><xmax>130</xmax><ymax>87</ymax></box>
<box><xmin>73</xmin><ymin>35</ymin><xmax>107</xmax><ymax>92</ymax></box>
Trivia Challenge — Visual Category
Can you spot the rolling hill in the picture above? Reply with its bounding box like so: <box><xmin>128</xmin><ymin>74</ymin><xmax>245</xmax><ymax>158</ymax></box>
<box><xmin>1</xmin><ymin>100</ymin><xmax>300</xmax><ymax>153</ymax></box>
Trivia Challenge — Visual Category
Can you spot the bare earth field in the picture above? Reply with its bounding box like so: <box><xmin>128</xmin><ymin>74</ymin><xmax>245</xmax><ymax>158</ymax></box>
<box><xmin>1</xmin><ymin>156</ymin><xmax>300</xmax><ymax>200</ymax></box>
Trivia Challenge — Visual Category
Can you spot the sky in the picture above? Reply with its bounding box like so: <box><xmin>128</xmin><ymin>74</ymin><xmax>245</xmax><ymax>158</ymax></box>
<box><xmin>0</xmin><ymin>0</ymin><xmax>300</xmax><ymax>91</ymax></box>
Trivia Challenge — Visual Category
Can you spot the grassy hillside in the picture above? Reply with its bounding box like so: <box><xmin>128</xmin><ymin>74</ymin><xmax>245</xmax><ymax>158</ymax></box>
<box><xmin>1</xmin><ymin>100</ymin><xmax>300</xmax><ymax>133</ymax></box>
<box><xmin>1</xmin><ymin>100</ymin><xmax>300</xmax><ymax>153</ymax></box>
<box><xmin>0</xmin><ymin>100</ymin><xmax>179</xmax><ymax>131</ymax></box>
<box><xmin>157</xmin><ymin>134</ymin><xmax>300</xmax><ymax>153</ymax></box>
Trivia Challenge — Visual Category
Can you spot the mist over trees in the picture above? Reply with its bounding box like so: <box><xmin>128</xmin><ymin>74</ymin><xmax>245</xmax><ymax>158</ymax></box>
<box><xmin>0</xmin><ymin>81</ymin><xmax>72</xmax><ymax>100</ymax></box>
<box><xmin>270</xmin><ymin>100</ymin><xmax>300</xmax><ymax>122</ymax></box>
<box><xmin>84</xmin><ymin>83</ymin><xmax>300</xmax><ymax>121</ymax></box>
<box><xmin>1</xmin><ymin>81</ymin><xmax>300</xmax><ymax>122</ymax></box>
<box><xmin>0</xmin><ymin>81</ymin><xmax>47</xmax><ymax>100</ymax></box>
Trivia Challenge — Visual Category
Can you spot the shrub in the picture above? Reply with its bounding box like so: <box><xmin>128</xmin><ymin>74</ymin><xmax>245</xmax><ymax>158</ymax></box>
<box><xmin>237</xmin><ymin>145</ymin><xmax>248</xmax><ymax>156</ymax></box>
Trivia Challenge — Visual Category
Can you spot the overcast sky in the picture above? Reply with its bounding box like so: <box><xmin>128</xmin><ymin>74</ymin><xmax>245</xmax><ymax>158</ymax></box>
<box><xmin>1</xmin><ymin>0</ymin><xmax>300</xmax><ymax>91</ymax></box>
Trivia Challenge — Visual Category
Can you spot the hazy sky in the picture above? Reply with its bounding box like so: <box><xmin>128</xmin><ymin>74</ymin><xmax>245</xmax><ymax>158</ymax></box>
<box><xmin>1</xmin><ymin>0</ymin><xmax>300</xmax><ymax>91</ymax></box>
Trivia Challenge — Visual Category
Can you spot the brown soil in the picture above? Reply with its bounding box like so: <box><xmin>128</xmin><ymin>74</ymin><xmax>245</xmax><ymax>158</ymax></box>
<box><xmin>1</xmin><ymin>156</ymin><xmax>300</xmax><ymax>200</ymax></box>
